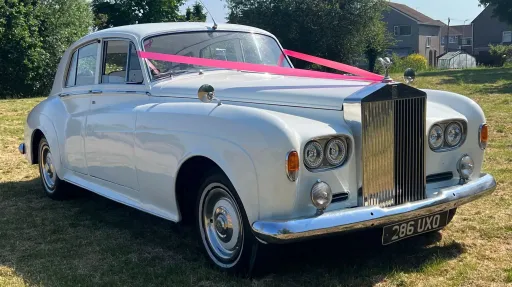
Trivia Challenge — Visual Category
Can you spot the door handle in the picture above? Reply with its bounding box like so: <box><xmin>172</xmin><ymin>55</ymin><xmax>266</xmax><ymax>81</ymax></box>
<box><xmin>89</xmin><ymin>90</ymin><xmax>102</xmax><ymax>94</ymax></box>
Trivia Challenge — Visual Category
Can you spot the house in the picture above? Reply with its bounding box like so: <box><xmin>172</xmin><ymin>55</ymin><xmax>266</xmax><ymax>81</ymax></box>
<box><xmin>383</xmin><ymin>2</ymin><xmax>443</xmax><ymax>66</ymax></box>
<box><xmin>440</xmin><ymin>25</ymin><xmax>473</xmax><ymax>54</ymax></box>
<box><xmin>472</xmin><ymin>5</ymin><xmax>511</xmax><ymax>63</ymax></box>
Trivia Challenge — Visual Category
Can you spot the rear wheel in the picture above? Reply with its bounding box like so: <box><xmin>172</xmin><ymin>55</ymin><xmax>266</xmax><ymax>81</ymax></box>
<box><xmin>196</xmin><ymin>170</ymin><xmax>256</xmax><ymax>273</ymax></box>
<box><xmin>38</xmin><ymin>137</ymin><xmax>68</xmax><ymax>200</ymax></box>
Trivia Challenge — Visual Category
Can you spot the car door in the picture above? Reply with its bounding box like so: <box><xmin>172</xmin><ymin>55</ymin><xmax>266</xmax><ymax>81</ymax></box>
<box><xmin>62</xmin><ymin>41</ymin><xmax>100</xmax><ymax>175</ymax></box>
<box><xmin>85</xmin><ymin>38</ymin><xmax>149</xmax><ymax>194</ymax></box>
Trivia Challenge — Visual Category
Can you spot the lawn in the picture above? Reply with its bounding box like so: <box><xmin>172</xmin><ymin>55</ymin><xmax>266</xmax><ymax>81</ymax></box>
<box><xmin>0</xmin><ymin>67</ymin><xmax>511</xmax><ymax>286</ymax></box>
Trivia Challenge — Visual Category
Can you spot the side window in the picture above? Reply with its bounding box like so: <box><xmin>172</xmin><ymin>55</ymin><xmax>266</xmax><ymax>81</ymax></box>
<box><xmin>128</xmin><ymin>43</ymin><xmax>143</xmax><ymax>83</ymax></box>
<box><xmin>66</xmin><ymin>43</ymin><xmax>98</xmax><ymax>87</ymax></box>
<box><xmin>66</xmin><ymin>51</ymin><xmax>78</xmax><ymax>87</ymax></box>
<box><xmin>102</xmin><ymin>40</ymin><xmax>143</xmax><ymax>84</ymax></box>
<box><xmin>76</xmin><ymin>43</ymin><xmax>98</xmax><ymax>86</ymax></box>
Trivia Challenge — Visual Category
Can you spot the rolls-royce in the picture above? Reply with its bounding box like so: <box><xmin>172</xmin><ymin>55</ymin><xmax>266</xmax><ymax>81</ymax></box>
<box><xmin>19</xmin><ymin>22</ymin><xmax>496</xmax><ymax>272</ymax></box>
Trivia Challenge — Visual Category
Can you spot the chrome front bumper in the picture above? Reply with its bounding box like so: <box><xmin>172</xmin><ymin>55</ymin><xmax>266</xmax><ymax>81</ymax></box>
<box><xmin>252</xmin><ymin>174</ymin><xmax>496</xmax><ymax>244</ymax></box>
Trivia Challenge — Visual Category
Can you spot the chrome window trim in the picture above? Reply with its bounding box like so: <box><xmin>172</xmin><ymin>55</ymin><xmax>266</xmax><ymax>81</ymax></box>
<box><xmin>63</xmin><ymin>40</ymin><xmax>101</xmax><ymax>88</ymax></box>
<box><xmin>428</xmin><ymin>119</ymin><xmax>468</xmax><ymax>152</ymax></box>
<box><xmin>99</xmin><ymin>38</ymin><xmax>145</xmax><ymax>85</ymax></box>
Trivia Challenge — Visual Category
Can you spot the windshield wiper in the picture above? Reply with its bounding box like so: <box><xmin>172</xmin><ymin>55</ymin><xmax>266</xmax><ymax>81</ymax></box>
<box><xmin>153</xmin><ymin>70</ymin><xmax>196</xmax><ymax>81</ymax></box>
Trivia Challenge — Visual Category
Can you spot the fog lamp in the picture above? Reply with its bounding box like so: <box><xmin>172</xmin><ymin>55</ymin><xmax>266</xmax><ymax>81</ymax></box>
<box><xmin>457</xmin><ymin>154</ymin><xmax>474</xmax><ymax>181</ymax></box>
<box><xmin>311</xmin><ymin>180</ymin><xmax>332</xmax><ymax>212</ymax></box>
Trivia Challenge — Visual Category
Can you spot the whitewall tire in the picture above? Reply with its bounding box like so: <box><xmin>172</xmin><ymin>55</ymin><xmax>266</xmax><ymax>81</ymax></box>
<box><xmin>196</xmin><ymin>170</ymin><xmax>256</xmax><ymax>273</ymax></box>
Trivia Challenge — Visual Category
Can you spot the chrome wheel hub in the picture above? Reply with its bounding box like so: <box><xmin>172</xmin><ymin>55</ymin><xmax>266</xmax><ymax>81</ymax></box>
<box><xmin>41</xmin><ymin>146</ymin><xmax>56</xmax><ymax>190</ymax></box>
<box><xmin>201</xmin><ymin>185</ymin><xmax>243</xmax><ymax>264</ymax></box>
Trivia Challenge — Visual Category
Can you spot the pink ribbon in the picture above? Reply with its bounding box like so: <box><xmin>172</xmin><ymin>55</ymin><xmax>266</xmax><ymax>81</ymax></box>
<box><xmin>138</xmin><ymin>50</ymin><xmax>383</xmax><ymax>82</ymax></box>
<box><xmin>283</xmin><ymin>50</ymin><xmax>383</xmax><ymax>82</ymax></box>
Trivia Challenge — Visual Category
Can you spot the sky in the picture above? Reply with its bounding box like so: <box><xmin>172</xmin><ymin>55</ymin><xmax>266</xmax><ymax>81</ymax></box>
<box><xmin>180</xmin><ymin>0</ymin><xmax>486</xmax><ymax>26</ymax></box>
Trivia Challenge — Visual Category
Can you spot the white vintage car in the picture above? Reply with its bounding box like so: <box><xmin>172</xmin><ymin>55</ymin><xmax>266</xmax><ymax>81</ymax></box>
<box><xmin>20</xmin><ymin>23</ymin><xmax>496</xmax><ymax>272</ymax></box>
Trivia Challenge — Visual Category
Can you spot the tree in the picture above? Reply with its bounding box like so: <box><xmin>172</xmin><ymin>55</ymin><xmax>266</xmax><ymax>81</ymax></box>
<box><xmin>479</xmin><ymin>0</ymin><xmax>512</xmax><ymax>25</ymax></box>
<box><xmin>365</xmin><ymin>20</ymin><xmax>394</xmax><ymax>72</ymax></box>
<box><xmin>184</xmin><ymin>2</ymin><xmax>207</xmax><ymax>22</ymax></box>
<box><xmin>0</xmin><ymin>0</ymin><xmax>92</xmax><ymax>98</ymax></box>
<box><xmin>226</xmin><ymin>0</ymin><xmax>390</xmax><ymax>70</ymax></box>
<box><xmin>92</xmin><ymin>0</ymin><xmax>185</xmax><ymax>30</ymax></box>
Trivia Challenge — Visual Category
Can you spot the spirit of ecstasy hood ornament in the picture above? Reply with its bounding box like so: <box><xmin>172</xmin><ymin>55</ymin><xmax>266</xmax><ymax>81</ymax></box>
<box><xmin>378</xmin><ymin>57</ymin><xmax>393</xmax><ymax>83</ymax></box>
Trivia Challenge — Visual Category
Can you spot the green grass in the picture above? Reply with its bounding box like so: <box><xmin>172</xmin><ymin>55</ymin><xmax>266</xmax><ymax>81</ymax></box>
<box><xmin>1</xmin><ymin>67</ymin><xmax>511</xmax><ymax>286</ymax></box>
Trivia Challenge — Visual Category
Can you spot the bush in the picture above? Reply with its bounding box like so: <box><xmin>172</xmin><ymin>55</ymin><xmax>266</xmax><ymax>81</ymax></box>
<box><xmin>0</xmin><ymin>0</ymin><xmax>92</xmax><ymax>98</ymax></box>
<box><xmin>489</xmin><ymin>44</ymin><xmax>512</xmax><ymax>66</ymax></box>
<box><xmin>389</xmin><ymin>54</ymin><xmax>428</xmax><ymax>73</ymax></box>
<box><xmin>374</xmin><ymin>53</ymin><xmax>428</xmax><ymax>76</ymax></box>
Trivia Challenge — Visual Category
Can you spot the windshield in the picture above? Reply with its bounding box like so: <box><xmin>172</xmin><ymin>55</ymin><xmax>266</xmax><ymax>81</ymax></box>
<box><xmin>143</xmin><ymin>31</ymin><xmax>292</xmax><ymax>80</ymax></box>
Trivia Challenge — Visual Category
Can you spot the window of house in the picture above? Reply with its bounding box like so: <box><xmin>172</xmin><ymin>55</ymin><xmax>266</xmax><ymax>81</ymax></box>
<box><xmin>426</xmin><ymin>36</ymin><xmax>431</xmax><ymax>47</ymax></box>
<box><xmin>441</xmin><ymin>37</ymin><xmax>445</xmax><ymax>45</ymax></box>
<box><xmin>101</xmin><ymin>40</ymin><xmax>143</xmax><ymax>84</ymax></box>
<box><xmin>449</xmin><ymin>36</ymin><xmax>457</xmax><ymax>44</ymax></box>
<box><xmin>394</xmin><ymin>25</ymin><xmax>412</xmax><ymax>36</ymax></box>
<box><xmin>462</xmin><ymin>37</ymin><xmax>472</xmax><ymax>46</ymax></box>
<box><xmin>503</xmin><ymin>31</ymin><xmax>512</xmax><ymax>43</ymax></box>
<box><xmin>66</xmin><ymin>42</ymin><xmax>99</xmax><ymax>87</ymax></box>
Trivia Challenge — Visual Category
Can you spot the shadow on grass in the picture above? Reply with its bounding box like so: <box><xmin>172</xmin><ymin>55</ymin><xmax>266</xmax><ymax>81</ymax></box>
<box><xmin>0</xmin><ymin>178</ymin><xmax>464</xmax><ymax>286</ymax></box>
<box><xmin>419</xmin><ymin>68</ymin><xmax>512</xmax><ymax>94</ymax></box>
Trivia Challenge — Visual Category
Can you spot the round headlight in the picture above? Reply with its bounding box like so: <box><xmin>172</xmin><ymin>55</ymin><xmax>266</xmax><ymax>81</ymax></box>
<box><xmin>311</xmin><ymin>181</ymin><xmax>332</xmax><ymax>210</ymax></box>
<box><xmin>457</xmin><ymin>154</ymin><xmax>474</xmax><ymax>180</ymax></box>
<box><xmin>445</xmin><ymin>122</ymin><xmax>463</xmax><ymax>147</ymax></box>
<box><xmin>429</xmin><ymin>125</ymin><xmax>444</xmax><ymax>149</ymax></box>
<box><xmin>325</xmin><ymin>138</ymin><xmax>348</xmax><ymax>166</ymax></box>
<box><xmin>304</xmin><ymin>141</ymin><xmax>324</xmax><ymax>169</ymax></box>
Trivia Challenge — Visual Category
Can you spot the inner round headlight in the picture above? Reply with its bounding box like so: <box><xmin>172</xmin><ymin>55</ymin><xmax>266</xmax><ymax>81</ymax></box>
<box><xmin>429</xmin><ymin>125</ymin><xmax>444</xmax><ymax>149</ymax></box>
<box><xmin>304</xmin><ymin>141</ymin><xmax>324</xmax><ymax>169</ymax></box>
<box><xmin>325</xmin><ymin>138</ymin><xmax>348</xmax><ymax>166</ymax></box>
<box><xmin>457</xmin><ymin>154</ymin><xmax>474</xmax><ymax>180</ymax></box>
<box><xmin>445</xmin><ymin>122</ymin><xmax>463</xmax><ymax>147</ymax></box>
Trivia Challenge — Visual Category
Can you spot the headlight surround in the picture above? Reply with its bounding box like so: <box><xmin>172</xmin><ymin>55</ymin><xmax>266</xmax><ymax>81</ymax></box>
<box><xmin>428</xmin><ymin>120</ymin><xmax>467</xmax><ymax>152</ymax></box>
<box><xmin>303</xmin><ymin>136</ymin><xmax>350</xmax><ymax>171</ymax></box>
<box><xmin>429</xmin><ymin>125</ymin><xmax>444</xmax><ymax>149</ymax></box>
<box><xmin>445</xmin><ymin>122</ymin><xmax>463</xmax><ymax>147</ymax></box>
<box><xmin>325</xmin><ymin>138</ymin><xmax>348</xmax><ymax>166</ymax></box>
<box><xmin>304</xmin><ymin>141</ymin><xmax>324</xmax><ymax>169</ymax></box>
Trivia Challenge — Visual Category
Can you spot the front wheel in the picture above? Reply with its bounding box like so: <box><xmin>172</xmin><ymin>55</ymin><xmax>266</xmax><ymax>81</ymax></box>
<box><xmin>196</xmin><ymin>171</ymin><xmax>256</xmax><ymax>273</ymax></box>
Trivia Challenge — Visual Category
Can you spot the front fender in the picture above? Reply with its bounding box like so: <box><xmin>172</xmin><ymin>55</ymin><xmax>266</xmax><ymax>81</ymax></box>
<box><xmin>25</xmin><ymin>99</ymin><xmax>63</xmax><ymax>178</ymax></box>
<box><xmin>424</xmin><ymin>89</ymin><xmax>486</xmax><ymax>182</ymax></box>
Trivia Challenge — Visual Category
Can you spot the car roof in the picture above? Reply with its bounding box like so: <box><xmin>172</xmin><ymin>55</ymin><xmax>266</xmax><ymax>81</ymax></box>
<box><xmin>86</xmin><ymin>22</ymin><xmax>275</xmax><ymax>40</ymax></box>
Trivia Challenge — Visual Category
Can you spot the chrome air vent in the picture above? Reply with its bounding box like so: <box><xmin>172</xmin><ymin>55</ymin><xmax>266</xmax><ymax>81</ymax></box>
<box><xmin>344</xmin><ymin>83</ymin><xmax>427</xmax><ymax>207</ymax></box>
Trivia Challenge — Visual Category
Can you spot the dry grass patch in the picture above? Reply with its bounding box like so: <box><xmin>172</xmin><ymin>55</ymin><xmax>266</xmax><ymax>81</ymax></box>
<box><xmin>0</xmin><ymin>67</ymin><xmax>511</xmax><ymax>286</ymax></box>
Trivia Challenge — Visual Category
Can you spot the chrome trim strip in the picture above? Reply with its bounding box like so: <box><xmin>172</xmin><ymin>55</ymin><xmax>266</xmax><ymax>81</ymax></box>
<box><xmin>252</xmin><ymin>174</ymin><xmax>496</xmax><ymax>244</ymax></box>
<box><xmin>58</xmin><ymin>91</ymin><xmax>90</xmax><ymax>97</ymax></box>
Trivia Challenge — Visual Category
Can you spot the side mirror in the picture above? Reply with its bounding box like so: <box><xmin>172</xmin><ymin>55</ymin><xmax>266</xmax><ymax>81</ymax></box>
<box><xmin>404</xmin><ymin>68</ymin><xmax>416</xmax><ymax>85</ymax></box>
<box><xmin>198</xmin><ymin>84</ymin><xmax>221</xmax><ymax>105</ymax></box>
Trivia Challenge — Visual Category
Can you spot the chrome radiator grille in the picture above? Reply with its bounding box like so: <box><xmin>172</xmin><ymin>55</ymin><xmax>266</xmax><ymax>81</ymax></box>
<box><xmin>361</xmin><ymin>97</ymin><xmax>426</xmax><ymax>207</ymax></box>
